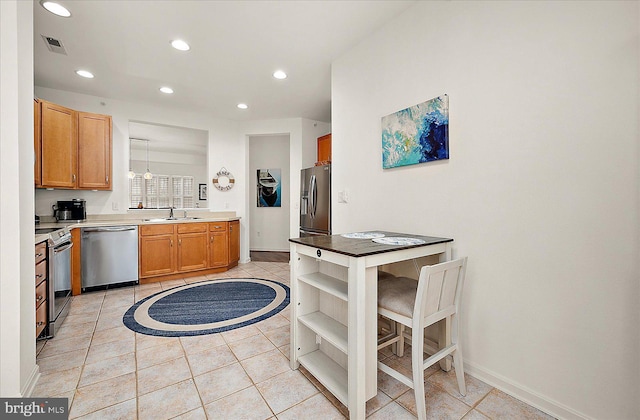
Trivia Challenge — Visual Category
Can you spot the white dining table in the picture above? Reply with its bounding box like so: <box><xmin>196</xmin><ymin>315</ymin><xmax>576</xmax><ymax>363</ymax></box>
<box><xmin>289</xmin><ymin>231</ymin><xmax>453</xmax><ymax>419</ymax></box>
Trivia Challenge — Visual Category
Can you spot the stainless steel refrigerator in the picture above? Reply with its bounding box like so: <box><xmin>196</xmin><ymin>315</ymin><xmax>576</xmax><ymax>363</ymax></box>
<box><xmin>300</xmin><ymin>164</ymin><xmax>331</xmax><ymax>237</ymax></box>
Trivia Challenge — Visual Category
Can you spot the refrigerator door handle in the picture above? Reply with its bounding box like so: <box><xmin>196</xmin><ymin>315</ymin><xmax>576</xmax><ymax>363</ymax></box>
<box><xmin>309</xmin><ymin>175</ymin><xmax>317</xmax><ymax>218</ymax></box>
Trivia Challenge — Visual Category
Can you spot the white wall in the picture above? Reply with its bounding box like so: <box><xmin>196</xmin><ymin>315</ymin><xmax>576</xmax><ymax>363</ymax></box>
<box><xmin>301</xmin><ymin>119</ymin><xmax>331</xmax><ymax>168</ymax></box>
<box><xmin>0</xmin><ymin>0</ymin><xmax>38</xmax><ymax>396</ymax></box>
<box><xmin>332</xmin><ymin>1</ymin><xmax>639</xmax><ymax>419</ymax></box>
<box><xmin>34</xmin><ymin>87</ymin><xmax>240</xmax><ymax>217</ymax></box>
<box><xmin>249</xmin><ymin>135</ymin><xmax>290</xmax><ymax>251</ymax></box>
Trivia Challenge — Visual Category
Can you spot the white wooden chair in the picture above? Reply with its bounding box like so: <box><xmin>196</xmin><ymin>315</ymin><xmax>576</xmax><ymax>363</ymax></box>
<box><xmin>377</xmin><ymin>257</ymin><xmax>468</xmax><ymax>420</ymax></box>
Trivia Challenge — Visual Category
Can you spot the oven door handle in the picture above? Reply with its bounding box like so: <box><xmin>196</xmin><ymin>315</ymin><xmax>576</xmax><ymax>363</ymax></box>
<box><xmin>53</xmin><ymin>242</ymin><xmax>73</xmax><ymax>254</ymax></box>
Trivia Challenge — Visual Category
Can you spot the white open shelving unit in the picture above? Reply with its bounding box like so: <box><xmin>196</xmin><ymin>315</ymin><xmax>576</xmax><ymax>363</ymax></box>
<box><xmin>289</xmin><ymin>234</ymin><xmax>452</xmax><ymax>419</ymax></box>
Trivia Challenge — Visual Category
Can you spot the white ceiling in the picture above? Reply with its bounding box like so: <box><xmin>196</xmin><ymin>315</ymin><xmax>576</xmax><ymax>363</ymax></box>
<box><xmin>34</xmin><ymin>0</ymin><xmax>415</xmax><ymax>123</ymax></box>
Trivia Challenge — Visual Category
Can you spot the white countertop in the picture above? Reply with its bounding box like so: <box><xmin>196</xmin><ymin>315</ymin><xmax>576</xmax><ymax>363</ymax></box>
<box><xmin>35</xmin><ymin>212</ymin><xmax>240</xmax><ymax>244</ymax></box>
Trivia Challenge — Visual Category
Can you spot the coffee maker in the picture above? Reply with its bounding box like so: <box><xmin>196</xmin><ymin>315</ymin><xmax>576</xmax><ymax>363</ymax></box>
<box><xmin>53</xmin><ymin>199</ymin><xmax>86</xmax><ymax>222</ymax></box>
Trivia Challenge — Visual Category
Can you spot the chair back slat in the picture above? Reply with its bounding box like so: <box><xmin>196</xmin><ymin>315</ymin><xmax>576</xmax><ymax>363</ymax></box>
<box><xmin>423</xmin><ymin>270</ymin><xmax>444</xmax><ymax>317</ymax></box>
<box><xmin>413</xmin><ymin>258</ymin><xmax>467</xmax><ymax>323</ymax></box>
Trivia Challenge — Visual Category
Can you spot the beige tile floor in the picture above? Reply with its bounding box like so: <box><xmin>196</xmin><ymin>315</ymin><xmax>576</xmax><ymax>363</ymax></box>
<box><xmin>33</xmin><ymin>261</ymin><xmax>555</xmax><ymax>420</ymax></box>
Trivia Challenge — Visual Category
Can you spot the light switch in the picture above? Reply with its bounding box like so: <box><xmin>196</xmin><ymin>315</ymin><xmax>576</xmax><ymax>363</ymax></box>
<box><xmin>338</xmin><ymin>190</ymin><xmax>349</xmax><ymax>203</ymax></box>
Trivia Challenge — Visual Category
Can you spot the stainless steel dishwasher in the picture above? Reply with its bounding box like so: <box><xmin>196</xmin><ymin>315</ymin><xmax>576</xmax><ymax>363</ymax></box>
<box><xmin>81</xmin><ymin>226</ymin><xmax>139</xmax><ymax>289</ymax></box>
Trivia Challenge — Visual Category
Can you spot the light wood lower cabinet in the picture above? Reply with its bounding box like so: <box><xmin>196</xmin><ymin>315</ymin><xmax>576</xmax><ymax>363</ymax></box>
<box><xmin>139</xmin><ymin>224</ymin><xmax>176</xmax><ymax>278</ymax></box>
<box><xmin>139</xmin><ymin>221</ymin><xmax>240</xmax><ymax>283</ymax></box>
<box><xmin>35</xmin><ymin>241</ymin><xmax>48</xmax><ymax>338</ymax></box>
<box><xmin>177</xmin><ymin>223</ymin><xmax>208</xmax><ymax>272</ymax></box>
<box><xmin>229</xmin><ymin>220</ymin><xmax>240</xmax><ymax>265</ymax></box>
<box><xmin>209</xmin><ymin>222</ymin><xmax>229</xmax><ymax>268</ymax></box>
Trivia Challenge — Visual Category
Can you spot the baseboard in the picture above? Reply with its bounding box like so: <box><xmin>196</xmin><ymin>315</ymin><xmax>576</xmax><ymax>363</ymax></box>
<box><xmin>249</xmin><ymin>249</ymin><xmax>290</xmax><ymax>253</ymax></box>
<box><xmin>463</xmin><ymin>359</ymin><xmax>591</xmax><ymax>420</ymax></box>
<box><xmin>22</xmin><ymin>364</ymin><xmax>40</xmax><ymax>397</ymax></box>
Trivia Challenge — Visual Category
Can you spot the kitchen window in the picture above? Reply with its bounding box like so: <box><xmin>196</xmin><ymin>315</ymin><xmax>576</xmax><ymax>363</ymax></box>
<box><xmin>129</xmin><ymin>174</ymin><xmax>194</xmax><ymax>209</ymax></box>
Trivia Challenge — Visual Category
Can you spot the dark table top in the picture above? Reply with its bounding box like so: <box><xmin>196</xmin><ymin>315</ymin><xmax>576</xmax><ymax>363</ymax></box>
<box><xmin>289</xmin><ymin>231</ymin><xmax>453</xmax><ymax>257</ymax></box>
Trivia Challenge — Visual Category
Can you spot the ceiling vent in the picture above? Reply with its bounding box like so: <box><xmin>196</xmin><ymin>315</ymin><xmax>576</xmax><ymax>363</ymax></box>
<box><xmin>41</xmin><ymin>35</ymin><xmax>67</xmax><ymax>55</ymax></box>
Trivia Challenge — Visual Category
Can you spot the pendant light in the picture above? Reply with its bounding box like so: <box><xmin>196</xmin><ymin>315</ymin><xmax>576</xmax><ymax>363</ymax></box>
<box><xmin>127</xmin><ymin>138</ymin><xmax>136</xmax><ymax>179</ymax></box>
<box><xmin>143</xmin><ymin>140</ymin><xmax>153</xmax><ymax>180</ymax></box>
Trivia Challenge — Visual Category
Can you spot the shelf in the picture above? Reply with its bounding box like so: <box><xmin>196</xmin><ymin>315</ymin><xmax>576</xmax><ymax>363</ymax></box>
<box><xmin>299</xmin><ymin>350</ymin><xmax>348</xmax><ymax>406</ymax></box>
<box><xmin>298</xmin><ymin>272</ymin><xmax>348</xmax><ymax>301</ymax></box>
<box><xmin>298</xmin><ymin>312</ymin><xmax>348</xmax><ymax>354</ymax></box>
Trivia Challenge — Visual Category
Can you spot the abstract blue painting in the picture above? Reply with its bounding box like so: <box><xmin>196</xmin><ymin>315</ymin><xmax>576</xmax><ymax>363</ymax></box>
<box><xmin>381</xmin><ymin>95</ymin><xmax>449</xmax><ymax>169</ymax></box>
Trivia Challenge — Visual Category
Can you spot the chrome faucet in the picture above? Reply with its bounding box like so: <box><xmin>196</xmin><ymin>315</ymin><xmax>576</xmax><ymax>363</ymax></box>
<box><xmin>169</xmin><ymin>207</ymin><xmax>175</xmax><ymax>219</ymax></box>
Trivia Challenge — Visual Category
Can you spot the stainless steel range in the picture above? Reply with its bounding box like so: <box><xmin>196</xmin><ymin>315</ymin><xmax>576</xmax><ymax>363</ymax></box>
<box><xmin>35</xmin><ymin>227</ymin><xmax>73</xmax><ymax>337</ymax></box>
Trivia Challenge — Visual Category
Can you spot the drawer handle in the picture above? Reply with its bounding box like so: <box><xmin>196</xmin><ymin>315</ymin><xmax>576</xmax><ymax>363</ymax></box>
<box><xmin>35</xmin><ymin>253</ymin><xmax>43</xmax><ymax>257</ymax></box>
<box><xmin>37</xmin><ymin>321</ymin><xmax>45</xmax><ymax>327</ymax></box>
<box><xmin>36</xmin><ymin>295</ymin><xmax>44</xmax><ymax>302</ymax></box>
<box><xmin>36</xmin><ymin>274</ymin><xmax>44</xmax><ymax>279</ymax></box>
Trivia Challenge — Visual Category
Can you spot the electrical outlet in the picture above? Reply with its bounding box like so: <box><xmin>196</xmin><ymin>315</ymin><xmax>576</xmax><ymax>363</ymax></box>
<box><xmin>111</xmin><ymin>202</ymin><xmax>118</xmax><ymax>211</ymax></box>
<box><xmin>257</xmin><ymin>231</ymin><xmax>261</xmax><ymax>237</ymax></box>
<box><xmin>224</xmin><ymin>202</ymin><xmax>229</xmax><ymax>209</ymax></box>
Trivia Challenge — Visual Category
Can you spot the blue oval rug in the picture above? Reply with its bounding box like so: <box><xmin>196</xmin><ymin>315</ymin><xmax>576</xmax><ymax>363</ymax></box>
<box><xmin>123</xmin><ymin>278</ymin><xmax>290</xmax><ymax>337</ymax></box>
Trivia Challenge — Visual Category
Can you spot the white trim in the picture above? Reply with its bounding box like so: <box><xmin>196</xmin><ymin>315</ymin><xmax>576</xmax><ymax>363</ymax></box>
<box><xmin>21</xmin><ymin>365</ymin><xmax>40</xmax><ymax>397</ymax></box>
<box><xmin>464</xmin><ymin>359</ymin><xmax>591</xmax><ymax>420</ymax></box>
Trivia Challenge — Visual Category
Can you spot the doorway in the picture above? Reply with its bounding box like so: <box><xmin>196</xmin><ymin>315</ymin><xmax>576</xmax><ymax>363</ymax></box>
<box><xmin>249</xmin><ymin>134</ymin><xmax>291</xmax><ymax>254</ymax></box>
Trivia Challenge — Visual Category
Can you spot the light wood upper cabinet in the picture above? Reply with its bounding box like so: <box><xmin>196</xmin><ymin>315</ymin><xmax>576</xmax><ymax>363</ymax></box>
<box><xmin>36</xmin><ymin>99</ymin><xmax>112</xmax><ymax>190</ymax></box>
<box><xmin>317</xmin><ymin>133</ymin><xmax>332</xmax><ymax>163</ymax></box>
<box><xmin>40</xmin><ymin>100</ymin><xmax>77</xmax><ymax>188</ymax></box>
<box><xmin>34</xmin><ymin>99</ymin><xmax>42</xmax><ymax>187</ymax></box>
<box><xmin>229</xmin><ymin>220</ymin><xmax>240</xmax><ymax>265</ymax></box>
<box><xmin>77</xmin><ymin>112</ymin><xmax>112</xmax><ymax>190</ymax></box>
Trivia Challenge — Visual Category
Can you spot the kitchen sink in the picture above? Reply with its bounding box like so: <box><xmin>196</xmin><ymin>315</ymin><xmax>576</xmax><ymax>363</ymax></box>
<box><xmin>143</xmin><ymin>217</ymin><xmax>201</xmax><ymax>222</ymax></box>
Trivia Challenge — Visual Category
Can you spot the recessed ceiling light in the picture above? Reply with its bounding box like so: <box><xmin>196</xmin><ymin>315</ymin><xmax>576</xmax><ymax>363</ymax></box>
<box><xmin>273</xmin><ymin>70</ymin><xmax>287</xmax><ymax>80</ymax></box>
<box><xmin>160</xmin><ymin>87</ymin><xmax>174</xmax><ymax>94</ymax></box>
<box><xmin>75</xmin><ymin>70</ymin><xmax>94</xmax><ymax>78</ymax></box>
<box><xmin>237</xmin><ymin>103</ymin><xmax>248</xmax><ymax>109</ymax></box>
<box><xmin>41</xmin><ymin>1</ymin><xmax>71</xmax><ymax>17</ymax></box>
<box><xmin>171</xmin><ymin>40</ymin><xmax>190</xmax><ymax>51</ymax></box>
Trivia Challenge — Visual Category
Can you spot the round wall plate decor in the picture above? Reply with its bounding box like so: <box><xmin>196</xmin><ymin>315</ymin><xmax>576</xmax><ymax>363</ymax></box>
<box><xmin>213</xmin><ymin>167</ymin><xmax>235</xmax><ymax>191</ymax></box>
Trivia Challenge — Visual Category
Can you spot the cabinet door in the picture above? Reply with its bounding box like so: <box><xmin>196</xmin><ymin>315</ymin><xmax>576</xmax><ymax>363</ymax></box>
<box><xmin>177</xmin><ymin>232</ymin><xmax>209</xmax><ymax>272</ymax></box>
<box><xmin>40</xmin><ymin>100</ymin><xmax>77</xmax><ymax>188</ymax></box>
<box><xmin>34</xmin><ymin>99</ymin><xmax>42</xmax><ymax>187</ymax></box>
<box><xmin>77</xmin><ymin>112</ymin><xmax>112</xmax><ymax>190</ymax></box>
<box><xmin>140</xmin><ymin>234</ymin><xmax>176</xmax><ymax>277</ymax></box>
<box><xmin>317</xmin><ymin>133</ymin><xmax>332</xmax><ymax>162</ymax></box>
<box><xmin>229</xmin><ymin>220</ymin><xmax>240</xmax><ymax>264</ymax></box>
<box><xmin>209</xmin><ymin>231</ymin><xmax>229</xmax><ymax>268</ymax></box>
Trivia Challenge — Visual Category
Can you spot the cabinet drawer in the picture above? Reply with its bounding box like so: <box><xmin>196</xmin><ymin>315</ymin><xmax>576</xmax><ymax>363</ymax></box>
<box><xmin>35</xmin><ymin>260</ymin><xmax>47</xmax><ymax>285</ymax></box>
<box><xmin>209</xmin><ymin>222</ymin><xmax>228</xmax><ymax>232</ymax></box>
<box><xmin>35</xmin><ymin>242</ymin><xmax>47</xmax><ymax>264</ymax></box>
<box><xmin>36</xmin><ymin>300</ymin><xmax>47</xmax><ymax>338</ymax></box>
<box><xmin>177</xmin><ymin>222</ymin><xmax>207</xmax><ymax>234</ymax></box>
<box><xmin>140</xmin><ymin>224</ymin><xmax>175</xmax><ymax>236</ymax></box>
<box><xmin>36</xmin><ymin>280</ymin><xmax>47</xmax><ymax>308</ymax></box>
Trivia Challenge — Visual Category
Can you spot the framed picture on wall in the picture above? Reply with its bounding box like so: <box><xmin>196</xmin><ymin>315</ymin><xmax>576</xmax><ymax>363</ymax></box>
<box><xmin>198</xmin><ymin>184</ymin><xmax>207</xmax><ymax>200</ymax></box>
<box><xmin>257</xmin><ymin>168</ymin><xmax>281</xmax><ymax>207</ymax></box>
